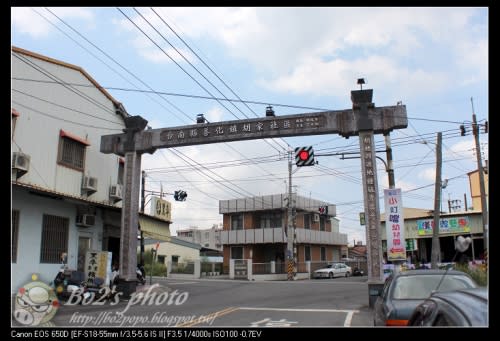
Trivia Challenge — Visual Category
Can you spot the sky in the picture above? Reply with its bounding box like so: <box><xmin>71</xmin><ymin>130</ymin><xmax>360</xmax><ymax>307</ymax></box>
<box><xmin>11</xmin><ymin>7</ymin><xmax>488</xmax><ymax>245</ymax></box>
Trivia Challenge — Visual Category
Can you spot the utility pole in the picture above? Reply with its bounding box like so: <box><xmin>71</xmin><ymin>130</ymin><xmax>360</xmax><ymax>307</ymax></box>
<box><xmin>139</xmin><ymin>170</ymin><xmax>146</xmax><ymax>266</ymax></box>
<box><xmin>286</xmin><ymin>152</ymin><xmax>294</xmax><ymax>280</ymax></box>
<box><xmin>384</xmin><ymin>134</ymin><xmax>395</xmax><ymax>189</ymax></box>
<box><xmin>472</xmin><ymin>98</ymin><xmax>488</xmax><ymax>257</ymax></box>
<box><xmin>431</xmin><ymin>132</ymin><xmax>442</xmax><ymax>269</ymax></box>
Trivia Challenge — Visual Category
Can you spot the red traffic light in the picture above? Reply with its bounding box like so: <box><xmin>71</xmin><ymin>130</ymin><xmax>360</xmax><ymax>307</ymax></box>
<box><xmin>298</xmin><ymin>150</ymin><xmax>310</xmax><ymax>161</ymax></box>
<box><xmin>294</xmin><ymin>146</ymin><xmax>315</xmax><ymax>166</ymax></box>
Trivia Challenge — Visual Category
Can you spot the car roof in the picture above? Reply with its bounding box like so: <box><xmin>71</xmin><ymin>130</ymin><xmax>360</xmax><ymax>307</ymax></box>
<box><xmin>393</xmin><ymin>269</ymin><xmax>471</xmax><ymax>277</ymax></box>
<box><xmin>430</xmin><ymin>287</ymin><xmax>488</xmax><ymax>302</ymax></box>
<box><xmin>428</xmin><ymin>288</ymin><xmax>488</xmax><ymax>325</ymax></box>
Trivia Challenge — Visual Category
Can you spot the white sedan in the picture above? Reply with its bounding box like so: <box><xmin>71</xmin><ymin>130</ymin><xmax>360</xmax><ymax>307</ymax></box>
<box><xmin>313</xmin><ymin>263</ymin><xmax>352</xmax><ymax>279</ymax></box>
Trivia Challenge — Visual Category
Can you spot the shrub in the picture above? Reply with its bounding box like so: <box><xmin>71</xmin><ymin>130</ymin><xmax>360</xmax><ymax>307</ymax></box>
<box><xmin>139</xmin><ymin>250</ymin><xmax>167</xmax><ymax>277</ymax></box>
<box><xmin>454</xmin><ymin>263</ymin><xmax>487</xmax><ymax>287</ymax></box>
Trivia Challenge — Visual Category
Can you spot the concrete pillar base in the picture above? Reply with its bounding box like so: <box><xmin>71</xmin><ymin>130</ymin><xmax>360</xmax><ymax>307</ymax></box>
<box><xmin>117</xmin><ymin>279</ymin><xmax>137</xmax><ymax>299</ymax></box>
<box><xmin>368</xmin><ymin>282</ymin><xmax>385</xmax><ymax>308</ymax></box>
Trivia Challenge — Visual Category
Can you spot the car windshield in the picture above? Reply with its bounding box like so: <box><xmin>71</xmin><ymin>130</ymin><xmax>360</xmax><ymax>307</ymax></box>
<box><xmin>392</xmin><ymin>274</ymin><xmax>477</xmax><ymax>299</ymax></box>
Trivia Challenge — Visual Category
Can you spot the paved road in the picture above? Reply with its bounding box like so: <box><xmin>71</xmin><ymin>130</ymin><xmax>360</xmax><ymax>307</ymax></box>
<box><xmin>15</xmin><ymin>276</ymin><xmax>375</xmax><ymax>328</ymax></box>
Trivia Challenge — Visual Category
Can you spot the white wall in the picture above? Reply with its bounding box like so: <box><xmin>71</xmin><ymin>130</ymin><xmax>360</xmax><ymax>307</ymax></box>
<box><xmin>145</xmin><ymin>242</ymin><xmax>200</xmax><ymax>264</ymax></box>
<box><xmin>12</xmin><ymin>51</ymin><xmax>126</xmax><ymax>205</ymax></box>
<box><xmin>11</xmin><ymin>188</ymin><xmax>104</xmax><ymax>292</ymax></box>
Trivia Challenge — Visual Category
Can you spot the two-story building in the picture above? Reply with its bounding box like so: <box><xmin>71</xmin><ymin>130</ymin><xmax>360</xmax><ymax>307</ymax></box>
<box><xmin>11</xmin><ymin>46</ymin><xmax>170</xmax><ymax>291</ymax></box>
<box><xmin>219</xmin><ymin>194</ymin><xmax>348</xmax><ymax>271</ymax></box>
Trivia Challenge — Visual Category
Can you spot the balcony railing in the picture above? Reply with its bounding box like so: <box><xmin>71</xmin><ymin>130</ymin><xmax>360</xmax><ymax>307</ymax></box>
<box><xmin>220</xmin><ymin>228</ymin><xmax>347</xmax><ymax>245</ymax></box>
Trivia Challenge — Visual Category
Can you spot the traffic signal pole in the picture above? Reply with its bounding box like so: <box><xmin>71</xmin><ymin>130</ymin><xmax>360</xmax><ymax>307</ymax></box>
<box><xmin>287</xmin><ymin>152</ymin><xmax>295</xmax><ymax>280</ymax></box>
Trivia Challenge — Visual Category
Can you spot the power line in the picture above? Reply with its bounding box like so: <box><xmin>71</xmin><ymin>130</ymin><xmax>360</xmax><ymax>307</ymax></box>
<box><xmin>150</xmin><ymin>7</ymin><xmax>290</xmax><ymax>151</ymax></box>
<box><xmin>12</xmin><ymin>53</ymin><xmax>116</xmax><ymax>117</ymax></box>
<box><xmin>129</xmin><ymin>8</ymin><xmax>285</xmax><ymax>155</ymax></box>
<box><xmin>42</xmin><ymin>7</ymin><xmax>193</xmax><ymax>122</ymax></box>
<box><xmin>39</xmin><ymin>9</ymin><xmax>290</xmax><ymax>191</ymax></box>
<box><xmin>11</xmin><ymin>101</ymin><xmax>123</xmax><ymax>131</ymax></box>
<box><xmin>11</xmin><ymin>77</ymin><xmax>487</xmax><ymax>126</ymax></box>
<box><xmin>12</xmin><ymin>88</ymin><xmax>124</xmax><ymax>128</ymax></box>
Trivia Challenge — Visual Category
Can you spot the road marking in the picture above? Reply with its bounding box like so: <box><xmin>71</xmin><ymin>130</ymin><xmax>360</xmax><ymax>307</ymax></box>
<box><xmin>239</xmin><ymin>307</ymin><xmax>359</xmax><ymax>327</ymax></box>
<box><xmin>239</xmin><ymin>307</ymin><xmax>359</xmax><ymax>313</ymax></box>
<box><xmin>176</xmin><ymin>307</ymin><xmax>239</xmax><ymax>327</ymax></box>
<box><xmin>251</xmin><ymin>318</ymin><xmax>298</xmax><ymax>327</ymax></box>
<box><xmin>344</xmin><ymin>310</ymin><xmax>356</xmax><ymax>327</ymax></box>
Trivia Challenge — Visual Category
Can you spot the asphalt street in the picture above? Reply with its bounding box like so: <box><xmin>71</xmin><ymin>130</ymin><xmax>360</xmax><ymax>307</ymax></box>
<box><xmin>32</xmin><ymin>276</ymin><xmax>375</xmax><ymax>328</ymax></box>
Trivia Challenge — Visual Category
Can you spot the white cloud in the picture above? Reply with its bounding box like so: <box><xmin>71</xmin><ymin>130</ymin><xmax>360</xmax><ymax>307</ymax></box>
<box><xmin>259</xmin><ymin>55</ymin><xmax>449</xmax><ymax>98</ymax></box>
<box><xmin>11</xmin><ymin>7</ymin><xmax>94</xmax><ymax>38</ymax></box>
<box><xmin>149</xmin><ymin>7</ymin><xmax>486</xmax><ymax>97</ymax></box>
<box><xmin>138</xmin><ymin>46</ymin><xmax>196</xmax><ymax>64</ymax></box>
<box><xmin>419</xmin><ymin>168</ymin><xmax>436</xmax><ymax>182</ymax></box>
<box><xmin>204</xmin><ymin>106</ymin><xmax>224</xmax><ymax>123</ymax></box>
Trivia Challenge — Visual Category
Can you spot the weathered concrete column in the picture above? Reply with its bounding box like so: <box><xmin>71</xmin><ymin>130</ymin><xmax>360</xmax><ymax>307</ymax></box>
<box><xmin>352</xmin><ymin>89</ymin><xmax>384</xmax><ymax>307</ymax></box>
<box><xmin>359</xmin><ymin>131</ymin><xmax>384</xmax><ymax>306</ymax></box>
<box><xmin>119</xmin><ymin>150</ymin><xmax>142</xmax><ymax>297</ymax></box>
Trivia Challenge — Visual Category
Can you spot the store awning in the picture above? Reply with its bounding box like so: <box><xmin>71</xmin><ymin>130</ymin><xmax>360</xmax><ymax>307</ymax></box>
<box><xmin>139</xmin><ymin>216</ymin><xmax>170</xmax><ymax>241</ymax></box>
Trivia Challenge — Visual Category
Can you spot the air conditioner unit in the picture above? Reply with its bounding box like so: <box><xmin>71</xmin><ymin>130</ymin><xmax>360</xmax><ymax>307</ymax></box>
<box><xmin>82</xmin><ymin>176</ymin><xmax>98</xmax><ymax>193</ymax></box>
<box><xmin>109</xmin><ymin>184</ymin><xmax>123</xmax><ymax>201</ymax></box>
<box><xmin>76</xmin><ymin>214</ymin><xmax>96</xmax><ymax>227</ymax></box>
<box><xmin>313</xmin><ymin>213</ymin><xmax>320</xmax><ymax>222</ymax></box>
<box><xmin>12</xmin><ymin>152</ymin><xmax>30</xmax><ymax>174</ymax></box>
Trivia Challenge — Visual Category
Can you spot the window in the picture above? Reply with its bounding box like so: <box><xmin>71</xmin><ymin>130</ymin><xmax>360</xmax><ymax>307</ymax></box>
<box><xmin>157</xmin><ymin>255</ymin><xmax>165</xmax><ymax>264</ymax></box>
<box><xmin>231</xmin><ymin>214</ymin><xmax>243</xmax><ymax>230</ymax></box>
<box><xmin>12</xmin><ymin>210</ymin><xmax>19</xmax><ymax>263</ymax></box>
<box><xmin>319</xmin><ymin>216</ymin><xmax>326</xmax><ymax>231</ymax></box>
<box><xmin>118</xmin><ymin>160</ymin><xmax>124</xmax><ymax>185</ymax></box>
<box><xmin>304</xmin><ymin>246</ymin><xmax>311</xmax><ymax>262</ymax></box>
<box><xmin>320</xmin><ymin>247</ymin><xmax>326</xmax><ymax>261</ymax></box>
<box><xmin>172</xmin><ymin>255</ymin><xmax>179</xmax><ymax>264</ymax></box>
<box><xmin>259</xmin><ymin>212</ymin><xmax>282</xmax><ymax>229</ymax></box>
<box><xmin>57</xmin><ymin>130</ymin><xmax>89</xmax><ymax>171</ymax></box>
<box><xmin>40</xmin><ymin>214</ymin><xmax>69</xmax><ymax>263</ymax></box>
<box><xmin>231</xmin><ymin>246</ymin><xmax>243</xmax><ymax>259</ymax></box>
<box><xmin>304</xmin><ymin>214</ymin><xmax>311</xmax><ymax>229</ymax></box>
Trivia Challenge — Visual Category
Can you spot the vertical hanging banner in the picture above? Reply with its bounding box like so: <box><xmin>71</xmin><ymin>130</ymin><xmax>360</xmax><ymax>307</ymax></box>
<box><xmin>384</xmin><ymin>188</ymin><xmax>406</xmax><ymax>261</ymax></box>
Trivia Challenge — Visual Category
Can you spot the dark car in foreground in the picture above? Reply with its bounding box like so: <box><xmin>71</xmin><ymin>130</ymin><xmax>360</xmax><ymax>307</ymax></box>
<box><xmin>373</xmin><ymin>270</ymin><xmax>477</xmax><ymax>326</ymax></box>
<box><xmin>408</xmin><ymin>287</ymin><xmax>488</xmax><ymax>327</ymax></box>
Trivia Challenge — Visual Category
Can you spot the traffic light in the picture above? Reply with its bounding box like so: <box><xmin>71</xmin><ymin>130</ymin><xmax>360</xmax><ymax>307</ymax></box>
<box><xmin>294</xmin><ymin>146</ymin><xmax>315</xmax><ymax>166</ymax></box>
<box><xmin>460</xmin><ymin>125</ymin><xmax>466</xmax><ymax>136</ymax></box>
<box><xmin>174</xmin><ymin>190</ymin><xmax>187</xmax><ymax>201</ymax></box>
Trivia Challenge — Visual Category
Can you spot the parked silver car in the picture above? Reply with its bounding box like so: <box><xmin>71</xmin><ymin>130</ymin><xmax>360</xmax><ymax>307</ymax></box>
<box><xmin>313</xmin><ymin>263</ymin><xmax>352</xmax><ymax>279</ymax></box>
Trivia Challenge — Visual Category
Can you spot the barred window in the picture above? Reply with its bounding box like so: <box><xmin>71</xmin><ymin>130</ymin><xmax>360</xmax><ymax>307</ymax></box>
<box><xmin>12</xmin><ymin>210</ymin><xmax>19</xmax><ymax>263</ymax></box>
<box><xmin>231</xmin><ymin>214</ymin><xmax>243</xmax><ymax>230</ymax></box>
<box><xmin>259</xmin><ymin>212</ymin><xmax>282</xmax><ymax>229</ymax></box>
<box><xmin>320</xmin><ymin>216</ymin><xmax>326</xmax><ymax>231</ymax></box>
<box><xmin>40</xmin><ymin>214</ymin><xmax>69</xmax><ymax>263</ymax></box>
<box><xmin>304</xmin><ymin>214</ymin><xmax>311</xmax><ymax>229</ymax></box>
<box><xmin>231</xmin><ymin>246</ymin><xmax>243</xmax><ymax>259</ymax></box>
<box><xmin>304</xmin><ymin>245</ymin><xmax>311</xmax><ymax>262</ymax></box>
<box><xmin>58</xmin><ymin>137</ymin><xmax>86</xmax><ymax>171</ymax></box>
<box><xmin>320</xmin><ymin>247</ymin><xmax>326</xmax><ymax>261</ymax></box>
